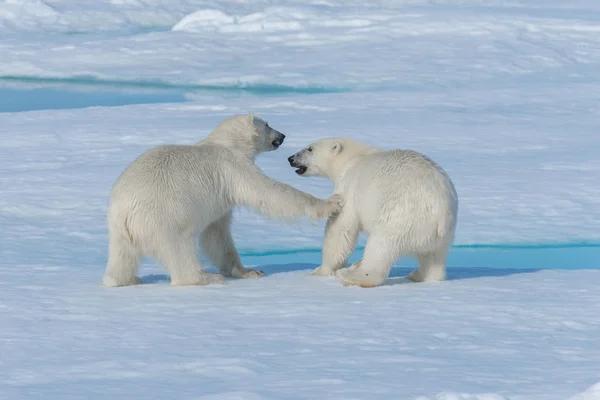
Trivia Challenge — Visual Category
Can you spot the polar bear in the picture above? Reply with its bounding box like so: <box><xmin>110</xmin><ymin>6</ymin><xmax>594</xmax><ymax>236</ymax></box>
<box><xmin>288</xmin><ymin>137</ymin><xmax>458</xmax><ymax>288</ymax></box>
<box><xmin>103</xmin><ymin>113</ymin><xmax>342</xmax><ymax>287</ymax></box>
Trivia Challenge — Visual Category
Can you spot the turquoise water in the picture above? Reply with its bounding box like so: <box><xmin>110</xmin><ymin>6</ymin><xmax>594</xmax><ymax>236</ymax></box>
<box><xmin>0</xmin><ymin>85</ymin><xmax>187</xmax><ymax>112</ymax></box>
<box><xmin>0</xmin><ymin>76</ymin><xmax>349</xmax><ymax>95</ymax></box>
<box><xmin>0</xmin><ymin>77</ymin><xmax>349</xmax><ymax>113</ymax></box>
<box><xmin>138</xmin><ymin>242</ymin><xmax>600</xmax><ymax>283</ymax></box>
<box><xmin>240</xmin><ymin>243</ymin><xmax>600</xmax><ymax>275</ymax></box>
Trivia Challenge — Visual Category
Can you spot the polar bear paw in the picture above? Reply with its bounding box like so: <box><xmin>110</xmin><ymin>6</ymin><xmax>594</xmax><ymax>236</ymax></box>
<box><xmin>103</xmin><ymin>275</ymin><xmax>143</xmax><ymax>287</ymax></box>
<box><xmin>310</xmin><ymin>265</ymin><xmax>337</xmax><ymax>276</ymax></box>
<box><xmin>406</xmin><ymin>269</ymin><xmax>422</xmax><ymax>282</ymax></box>
<box><xmin>312</xmin><ymin>194</ymin><xmax>344</xmax><ymax>220</ymax></box>
<box><xmin>231</xmin><ymin>267</ymin><xmax>264</xmax><ymax>279</ymax></box>
<box><xmin>406</xmin><ymin>267</ymin><xmax>446</xmax><ymax>282</ymax></box>
<box><xmin>335</xmin><ymin>264</ymin><xmax>384</xmax><ymax>288</ymax></box>
<box><xmin>205</xmin><ymin>273</ymin><xmax>227</xmax><ymax>285</ymax></box>
<box><xmin>171</xmin><ymin>272</ymin><xmax>226</xmax><ymax>286</ymax></box>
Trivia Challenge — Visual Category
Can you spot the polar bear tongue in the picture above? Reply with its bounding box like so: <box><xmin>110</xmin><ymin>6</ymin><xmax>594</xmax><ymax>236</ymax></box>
<box><xmin>295</xmin><ymin>166</ymin><xmax>307</xmax><ymax>175</ymax></box>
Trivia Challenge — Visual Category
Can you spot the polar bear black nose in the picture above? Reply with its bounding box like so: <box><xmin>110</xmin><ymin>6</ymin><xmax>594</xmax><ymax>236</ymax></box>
<box><xmin>288</xmin><ymin>155</ymin><xmax>294</xmax><ymax>164</ymax></box>
<box><xmin>272</xmin><ymin>133</ymin><xmax>285</xmax><ymax>148</ymax></box>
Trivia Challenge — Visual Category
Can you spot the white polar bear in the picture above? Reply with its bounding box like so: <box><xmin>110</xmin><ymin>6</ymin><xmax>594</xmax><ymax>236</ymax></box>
<box><xmin>288</xmin><ymin>137</ymin><xmax>458</xmax><ymax>288</ymax></box>
<box><xmin>103</xmin><ymin>113</ymin><xmax>342</xmax><ymax>287</ymax></box>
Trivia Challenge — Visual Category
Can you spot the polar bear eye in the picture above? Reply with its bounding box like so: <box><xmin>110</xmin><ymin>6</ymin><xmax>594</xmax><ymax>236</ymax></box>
<box><xmin>308</xmin><ymin>147</ymin><xmax>313</xmax><ymax>152</ymax></box>
<box><xmin>265</xmin><ymin>123</ymin><xmax>269</xmax><ymax>128</ymax></box>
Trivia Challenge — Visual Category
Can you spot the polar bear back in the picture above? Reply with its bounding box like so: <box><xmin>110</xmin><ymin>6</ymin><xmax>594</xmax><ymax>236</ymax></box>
<box><xmin>340</xmin><ymin>149</ymin><xmax>458</xmax><ymax>252</ymax></box>
<box><xmin>109</xmin><ymin>143</ymin><xmax>245</xmax><ymax>236</ymax></box>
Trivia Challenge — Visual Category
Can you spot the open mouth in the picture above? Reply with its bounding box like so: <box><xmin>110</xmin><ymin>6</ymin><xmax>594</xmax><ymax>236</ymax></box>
<box><xmin>295</xmin><ymin>166</ymin><xmax>307</xmax><ymax>175</ymax></box>
<box><xmin>271</xmin><ymin>140</ymin><xmax>282</xmax><ymax>148</ymax></box>
<box><xmin>288</xmin><ymin>155</ymin><xmax>306</xmax><ymax>175</ymax></box>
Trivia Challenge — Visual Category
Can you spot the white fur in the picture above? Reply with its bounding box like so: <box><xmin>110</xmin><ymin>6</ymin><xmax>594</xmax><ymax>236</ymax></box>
<box><xmin>103</xmin><ymin>113</ymin><xmax>342</xmax><ymax>287</ymax></box>
<box><xmin>289</xmin><ymin>137</ymin><xmax>458</xmax><ymax>288</ymax></box>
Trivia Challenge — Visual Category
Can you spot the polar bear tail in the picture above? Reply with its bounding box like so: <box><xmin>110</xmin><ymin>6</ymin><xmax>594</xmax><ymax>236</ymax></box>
<box><xmin>123</xmin><ymin>213</ymin><xmax>134</xmax><ymax>244</ymax></box>
<box><xmin>107</xmin><ymin>204</ymin><xmax>134</xmax><ymax>244</ymax></box>
<box><xmin>437</xmin><ymin>215</ymin><xmax>455</xmax><ymax>241</ymax></box>
<box><xmin>436</xmin><ymin>184</ymin><xmax>459</xmax><ymax>241</ymax></box>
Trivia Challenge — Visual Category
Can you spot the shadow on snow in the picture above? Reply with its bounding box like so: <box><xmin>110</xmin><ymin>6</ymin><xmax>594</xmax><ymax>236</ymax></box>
<box><xmin>139</xmin><ymin>264</ymin><xmax>542</xmax><ymax>286</ymax></box>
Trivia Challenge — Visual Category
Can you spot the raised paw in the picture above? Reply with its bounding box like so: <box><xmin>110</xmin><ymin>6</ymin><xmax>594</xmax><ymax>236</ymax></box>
<box><xmin>310</xmin><ymin>265</ymin><xmax>337</xmax><ymax>277</ymax></box>
<box><xmin>325</xmin><ymin>193</ymin><xmax>344</xmax><ymax>216</ymax></box>
<box><xmin>313</xmin><ymin>193</ymin><xmax>344</xmax><ymax>220</ymax></box>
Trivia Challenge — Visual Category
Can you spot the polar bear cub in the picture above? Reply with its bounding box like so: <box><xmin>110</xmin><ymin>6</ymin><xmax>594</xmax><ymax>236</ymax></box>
<box><xmin>103</xmin><ymin>113</ymin><xmax>342</xmax><ymax>287</ymax></box>
<box><xmin>288</xmin><ymin>137</ymin><xmax>458</xmax><ymax>288</ymax></box>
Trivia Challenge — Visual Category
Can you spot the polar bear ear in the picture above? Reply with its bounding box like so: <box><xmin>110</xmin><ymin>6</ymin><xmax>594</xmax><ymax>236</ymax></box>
<box><xmin>330</xmin><ymin>142</ymin><xmax>342</xmax><ymax>155</ymax></box>
<box><xmin>247</xmin><ymin>112</ymin><xmax>255</xmax><ymax>125</ymax></box>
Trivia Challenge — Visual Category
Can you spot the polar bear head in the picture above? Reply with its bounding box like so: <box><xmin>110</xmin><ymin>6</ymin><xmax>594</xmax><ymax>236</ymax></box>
<box><xmin>288</xmin><ymin>137</ymin><xmax>380</xmax><ymax>181</ymax></box>
<box><xmin>205</xmin><ymin>112</ymin><xmax>286</xmax><ymax>160</ymax></box>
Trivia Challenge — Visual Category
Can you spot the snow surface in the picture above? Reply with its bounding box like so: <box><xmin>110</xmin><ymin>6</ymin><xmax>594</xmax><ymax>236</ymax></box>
<box><xmin>2</xmin><ymin>265</ymin><xmax>600</xmax><ymax>400</ymax></box>
<box><xmin>1</xmin><ymin>0</ymin><xmax>600</xmax><ymax>399</ymax></box>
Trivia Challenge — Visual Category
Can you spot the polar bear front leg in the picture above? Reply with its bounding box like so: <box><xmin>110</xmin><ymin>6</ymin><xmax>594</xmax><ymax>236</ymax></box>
<box><xmin>232</xmin><ymin>167</ymin><xmax>343</xmax><ymax>221</ymax></box>
<box><xmin>311</xmin><ymin>209</ymin><xmax>359</xmax><ymax>277</ymax></box>
<box><xmin>201</xmin><ymin>212</ymin><xmax>264</xmax><ymax>279</ymax></box>
<box><xmin>335</xmin><ymin>233</ymin><xmax>399</xmax><ymax>288</ymax></box>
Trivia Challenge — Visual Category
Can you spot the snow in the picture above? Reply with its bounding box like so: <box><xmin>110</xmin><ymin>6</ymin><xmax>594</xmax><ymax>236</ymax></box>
<box><xmin>571</xmin><ymin>383</ymin><xmax>600</xmax><ymax>400</ymax></box>
<box><xmin>1</xmin><ymin>0</ymin><xmax>600</xmax><ymax>399</ymax></box>
<box><xmin>2</xmin><ymin>264</ymin><xmax>600</xmax><ymax>399</ymax></box>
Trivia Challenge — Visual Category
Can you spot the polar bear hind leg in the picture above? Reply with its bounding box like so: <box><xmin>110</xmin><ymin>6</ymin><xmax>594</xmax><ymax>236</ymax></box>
<box><xmin>152</xmin><ymin>233</ymin><xmax>225</xmax><ymax>286</ymax></box>
<box><xmin>335</xmin><ymin>233</ymin><xmax>401</xmax><ymax>288</ymax></box>
<box><xmin>200</xmin><ymin>212</ymin><xmax>263</xmax><ymax>279</ymax></box>
<box><xmin>103</xmin><ymin>234</ymin><xmax>143</xmax><ymax>287</ymax></box>
<box><xmin>408</xmin><ymin>249</ymin><xmax>448</xmax><ymax>282</ymax></box>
